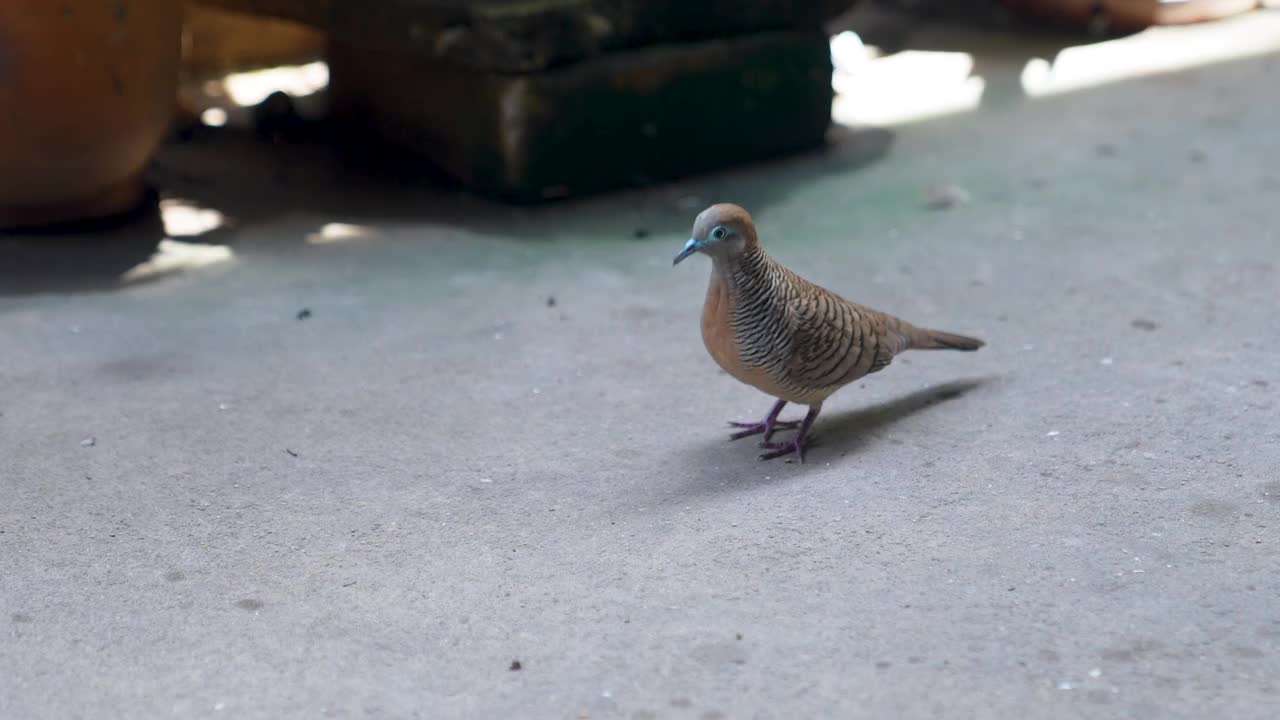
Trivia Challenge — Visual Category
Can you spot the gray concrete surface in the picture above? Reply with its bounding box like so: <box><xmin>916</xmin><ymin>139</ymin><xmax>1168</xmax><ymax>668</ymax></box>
<box><xmin>3</xmin><ymin>14</ymin><xmax>1280</xmax><ymax>720</ymax></box>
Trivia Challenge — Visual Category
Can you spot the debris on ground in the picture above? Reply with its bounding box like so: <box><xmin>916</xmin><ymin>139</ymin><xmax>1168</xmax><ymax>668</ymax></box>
<box><xmin>923</xmin><ymin>183</ymin><xmax>970</xmax><ymax>210</ymax></box>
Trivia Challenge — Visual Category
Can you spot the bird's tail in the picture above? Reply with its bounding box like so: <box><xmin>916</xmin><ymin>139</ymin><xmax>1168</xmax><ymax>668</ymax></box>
<box><xmin>909</xmin><ymin>326</ymin><xmax>985</xmax><ymax>351</ymax></box>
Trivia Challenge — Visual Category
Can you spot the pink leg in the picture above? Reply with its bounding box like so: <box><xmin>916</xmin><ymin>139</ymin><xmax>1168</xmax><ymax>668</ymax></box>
<box><xmin>727</xmin><ymin>399</ymin><xmax>798</xmax><ymax>442</ymax></box>
<box><xmin>757</xmin><ymin>404</ymin><xmax>821</xmax><ymax>463</ymax></box>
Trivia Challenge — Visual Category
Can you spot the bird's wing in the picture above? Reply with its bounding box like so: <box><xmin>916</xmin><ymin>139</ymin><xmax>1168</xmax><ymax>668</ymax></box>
<box><xmin>861</xmin><ymin>305</ymin><xmax>916</xmax><ymax>375</ymax></box>
<box><xmin>783</xmin><ymin>281</ymin><xmax>898</xmax><ymax>388</ymax></box>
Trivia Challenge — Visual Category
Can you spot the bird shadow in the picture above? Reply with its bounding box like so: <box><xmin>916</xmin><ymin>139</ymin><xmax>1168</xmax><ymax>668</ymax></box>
<box><xmin>814</xmin><ymin>376</ymin><xmax>992</xmax><ymax>458</ymax></box>
<box><xmin>662</xmin><ymin>376</ymin><xmax>993</xmax><ymax>503</ymax></box>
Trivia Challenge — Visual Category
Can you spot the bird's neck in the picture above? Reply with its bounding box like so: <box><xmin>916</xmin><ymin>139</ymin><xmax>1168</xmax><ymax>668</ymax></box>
<box><xmin>711</xmin><ymin>246</ymin><xmax>775</xmax><ymax>297</ymax></box>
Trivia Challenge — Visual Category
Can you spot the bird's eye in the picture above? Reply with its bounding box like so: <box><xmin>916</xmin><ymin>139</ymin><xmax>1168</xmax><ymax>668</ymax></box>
<box><xmin>712</xmin><ymin>226</ymin><xmax>727</xmax><ymax>240</ymax></box>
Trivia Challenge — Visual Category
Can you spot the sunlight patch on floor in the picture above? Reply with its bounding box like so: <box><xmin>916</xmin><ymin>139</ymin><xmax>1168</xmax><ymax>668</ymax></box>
<box><xmin>160</xmin><ymin>199</ymin><xmax>226</xmax><ymax>238</ymax></box>
<box><xmin>306</xmin><ymin>222</ymin><xmax>378</xmax><ymax>245</ymax></box>
<box><xmin>120</xmin><ymin>239</ymin><xmax>234</xmax><ymax>283</ymax></box>
<box><xmin>221</xmin><ymin>61</ymin><xmax>329</xmax><ymax>108</ymax></box>
<box><xmin>831</xmin><ymin>12</ymin><xmax>1280</xmax><ymax>127</ymax></box>
<box><xmin>118</xmin><ymin>200</ymin><xmax>235</xmax><ymax>283</ymax></box>
<box><xmin>186</xmin><ymin>61</ymin><xmax>329</xmax><ymax>128</ymax></box>
<box><xmin>199</xmin><ymin>107</ymin><xmax>228</xmax><ymax>127</ymax></box>
<box><xmin>832</xmin><ymin>31</ymin><xmax>984</xmax><ymax>126</ymax></box>
<box><xmin>1020</xmin><ymin>12</ymin><xmax>1280</xmax><ymax>97</ymax></box>
<box><xmin>829</xmin><ymin>34</ymin><xmax>977</xmax><ymax>124</ymax></box>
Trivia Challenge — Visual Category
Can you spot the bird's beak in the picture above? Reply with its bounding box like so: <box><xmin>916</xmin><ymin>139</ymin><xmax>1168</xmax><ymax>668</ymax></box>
<box><xmin>672</xmin><ymin>238</ymin><xmax>701</xmax><ymax>266</ymax></box>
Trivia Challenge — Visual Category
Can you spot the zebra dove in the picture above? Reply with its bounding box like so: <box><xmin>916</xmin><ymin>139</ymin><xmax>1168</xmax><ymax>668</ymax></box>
<box><xmin>673</xmin><ymin>203</ymin><xmax>984</xmax><ymax>462</ymax></box>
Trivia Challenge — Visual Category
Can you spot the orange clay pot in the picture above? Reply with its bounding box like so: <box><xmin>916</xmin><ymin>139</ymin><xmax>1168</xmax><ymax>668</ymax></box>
<box><xmin>1001</xmin><ymin>0</ymin><xmax>1259</xmax><ymax>30</ymax></box>
<box><xmin>0</xmin><ymin>1</ymin><xmax>182</xmax><ymax>229</ymax></box>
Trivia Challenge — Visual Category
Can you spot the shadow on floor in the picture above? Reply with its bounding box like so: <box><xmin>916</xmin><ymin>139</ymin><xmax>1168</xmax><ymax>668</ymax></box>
<box><xmin>156</xmin><ymin>121</ymin><xmax>897</xmax><ymax>239</ymax></box>
<box><xmin>666</xmin><ymin>376</ymin><xmax>994</xmax><ymax>503</ymax></box>
<box><xmin>0</xmin><ymin>195</ymin><xmax>170</xmax><ymax>297</ymax></box>
<box><xmin>0</xmin><ymin>118</ymin><xmax>894</xmax><ymax>298</ymax></box>
<box><xmin>816</xmin><ymin>376</ymin><xmax>992</xmax><ymax>455</ymax></box>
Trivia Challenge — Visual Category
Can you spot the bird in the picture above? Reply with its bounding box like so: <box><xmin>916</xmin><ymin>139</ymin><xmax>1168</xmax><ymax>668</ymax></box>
<box><xmin>672</xmin><ymin>203</ymin><xmax>984</xmax><ymax>462</ymax></box>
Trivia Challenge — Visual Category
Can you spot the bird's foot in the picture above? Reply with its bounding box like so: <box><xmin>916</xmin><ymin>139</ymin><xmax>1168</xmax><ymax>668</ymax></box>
<box><xmin>756</xmin><ymin>437</ymin><xmax>812</xmax><ymax>463</ymax></box>
<box><xmin>727</xmin><ymin>419</ymin><xmax>799</xmax><ymax>441</ymax></box>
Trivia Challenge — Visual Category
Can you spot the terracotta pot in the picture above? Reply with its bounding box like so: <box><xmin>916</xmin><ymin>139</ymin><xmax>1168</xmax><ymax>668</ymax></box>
<box><xmin>1000</xmin><ymin>0</ymin><xmax>1259</xmax><ymax>30</ymax></box>
<box><xmin>0</xmin><ymin>1</ymin><xmax>182</xmax><ymax>229</ymax></box>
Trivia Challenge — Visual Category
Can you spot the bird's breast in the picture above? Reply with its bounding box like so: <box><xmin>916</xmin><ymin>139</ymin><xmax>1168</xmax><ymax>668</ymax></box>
<box><xmin>700</xmin><ymin>269</ymin><xmax>799</xmax><ymax>401</ymax></box>
<box><xmin>700</xmin><ymin>271</ymin><xmax>737</xmax><ymax>371</ymax></box>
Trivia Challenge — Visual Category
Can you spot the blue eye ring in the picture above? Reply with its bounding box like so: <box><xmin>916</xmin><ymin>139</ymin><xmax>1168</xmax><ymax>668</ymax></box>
<box><xmin>711</xmin><ymin>226</ymin><xmax>728</xmax><ymax>240</ymax></box>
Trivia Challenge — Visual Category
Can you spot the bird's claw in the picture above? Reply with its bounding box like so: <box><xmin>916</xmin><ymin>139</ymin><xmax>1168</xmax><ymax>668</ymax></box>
<box><xmin>756</xmin><ymin>438</ymin><xmax>810</xmax><ymax>463</ymax></box>
<box><xmin>727</xmin><ymin>420</ymin><xmax>800</xmax><ymax>428</ymax></box>
<box><xmin>726</xmin><ymin>419</ymin><xmax>799</xmax><ymax>442</ymax></box>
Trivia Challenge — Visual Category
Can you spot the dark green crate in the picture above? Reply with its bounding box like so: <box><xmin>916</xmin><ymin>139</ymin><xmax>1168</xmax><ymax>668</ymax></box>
<box><xmin>330</xmin><ymin>31</ymin><xmax>833</xmax><ymax>201</ymax></box>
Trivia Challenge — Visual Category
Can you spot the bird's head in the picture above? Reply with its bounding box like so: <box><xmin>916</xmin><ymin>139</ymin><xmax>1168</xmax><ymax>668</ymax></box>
<box><xmin>672</xmin><ymin>203</ymin><xmax>759</xmax><ymax>266</ymax></box>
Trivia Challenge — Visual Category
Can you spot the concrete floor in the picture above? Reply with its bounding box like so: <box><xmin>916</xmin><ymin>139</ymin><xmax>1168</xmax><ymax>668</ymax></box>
<box><xmin>3</xmin><ymin>12</ymin><xmax>1280</xmax><ymax>720</ymax></box>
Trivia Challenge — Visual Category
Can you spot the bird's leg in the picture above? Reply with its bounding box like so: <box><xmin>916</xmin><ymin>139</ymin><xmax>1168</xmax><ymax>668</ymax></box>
<box><xmin>758</xmin><ymin>404</ymin><xmax>822</xmax><ymax>463</ymax></box>
<box><xmin>727</xmin><ymin>399</ymin><xmax>798</xmax><ymax>441</ymax></box>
